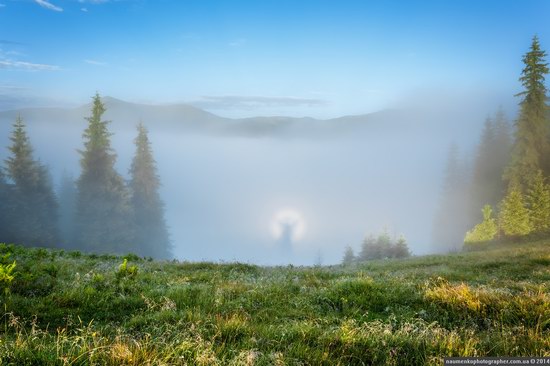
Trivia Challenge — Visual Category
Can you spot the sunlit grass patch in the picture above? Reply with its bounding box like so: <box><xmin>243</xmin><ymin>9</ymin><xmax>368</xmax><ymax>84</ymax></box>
<box><xmin>424</xmin><ymin>278</ymin><xmax>486</xmax><ymax>314</ymax></box>
<box><xmin>424</xmin><ymin>277</ymin><xmax>550</xmax><ymax>331</ymax></box>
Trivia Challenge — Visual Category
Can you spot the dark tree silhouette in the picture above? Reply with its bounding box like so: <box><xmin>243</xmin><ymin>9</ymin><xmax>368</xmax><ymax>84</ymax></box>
<box><xmin>433</xmin><ymin>143</ymin><xmax>471</xmax><ymax>252</ymax></box>
<box><xmin>4</xmin><ymin>116</ymin><xmax>58</xmax><ymax>247</ymax></box>
<box><xmin>129</xmin><ymin>123</ymin><xmax>171</xmax><ymax>258</ymax></box>
<box><xmin>75</xmin><ymin>94</ymin><xmax>134</xmax><ymax>254</ymax></box>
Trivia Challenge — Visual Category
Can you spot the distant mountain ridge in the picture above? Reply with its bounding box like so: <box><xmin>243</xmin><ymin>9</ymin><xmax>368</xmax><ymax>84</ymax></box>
<box><xmin>0</xmin><ymin>96</ymin><xmax>406</xmax><ymax>138</ymax></box>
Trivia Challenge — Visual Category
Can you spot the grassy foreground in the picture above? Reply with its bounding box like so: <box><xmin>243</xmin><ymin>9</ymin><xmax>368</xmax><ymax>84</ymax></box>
<box><xmin>0</xmin><ymin>240</ymin><xmax>548</xmax><ymax>365</ymax></box>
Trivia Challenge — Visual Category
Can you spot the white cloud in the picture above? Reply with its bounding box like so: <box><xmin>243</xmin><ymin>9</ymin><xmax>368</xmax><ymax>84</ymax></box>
<box><xmin>81</xmin><ymin>7</ymin><xmax>88</xmax><ymax>12</ymax></box>
<box><xmin>34</xmin><ymin>0</ymin><xmax>63</xmax><ymax>12</ymax></box>
<box><xmin>84</xmin><ymin>59</ymin><xmax>107</xmax><ymax>66</ymax></box>
<box><xmin>0</xmin><ymin>60</ymin><xmax>60</xmax><ymax>71</ymax></box>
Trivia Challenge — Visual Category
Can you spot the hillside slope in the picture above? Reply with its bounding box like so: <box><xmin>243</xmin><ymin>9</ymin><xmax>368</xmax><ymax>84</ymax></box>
<box><xmin>0</xmin><ymin>97</ymin><xmax>464</xmax><ymax>140</ymax></box>
<box><xmin>0</xmin><ymin>239</ymin><xmax>548</xmax><ymax>365</ymax></box>
<box><xmin>0</xmin><ymin>97</ymin><xmax>396</xmax><ymax>138</ymax></box>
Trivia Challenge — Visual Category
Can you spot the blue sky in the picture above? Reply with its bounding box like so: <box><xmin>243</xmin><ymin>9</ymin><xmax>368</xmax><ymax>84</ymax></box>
<box><xmin>0</xmin><ymin>0</ymin><xmax>549</xmax><ymax>117</ymax></box>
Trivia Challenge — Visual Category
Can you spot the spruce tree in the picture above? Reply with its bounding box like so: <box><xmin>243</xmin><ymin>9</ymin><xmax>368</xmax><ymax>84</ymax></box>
<box><xmin>470</xmin><ymin>116</ymin><xmax>496</xmax><ymax>219</ymax></box>
<box><xmin>375</xmin><ymin>230</ymin><xmax>391</xmax><ymax>259</ymax></box>
<box><xmin>470</xmin><ymin>109</ymin><xmax>512</xmax><ymax>221</ymax></box>
<box><xmin>464</xmin><ymin>205</ymin><xmax>498</xmax><ymax>244</ymax></box>
<box><xmin>0</xmin><ymin>170</ymin><xmax>15</xmax><ymax>243</ymax></box>
<box><xmin>493</xmin><ymin>108</ymin><xmax>513</xmax><ymax>195</ymax></box>
<box><xmin>341</xmin><ymin>245</ymin><xmax>355</xmax><ymax>265</ymax></box>
<box><xmin>392</xmin><ymin>235</ymin><xmax>411</xmax><ymax>258</ymax></box>
<box><xmin>526</xmin><ymin>170</ymin><xmax>550</xmax><ymax>233</ymax></box>
<box><xmin>493</xmin><ymin>108</ymin><xmax>513</xmax><ymax>171</ymax></box>
<box><xmin>358</xmin><ymin>231</ymin><xmax>397</xmax><ymax>260</ymax></box>
<box><xmin>4</xmin><ymin>116</ymin><xmax>58</xmax><ymax>247</ymax></box>
<box><xmin>433</xmin><ymin>143</ymin><xmax>471</xmax><ymax>251</ymax></box>
<box><xmin>75</xmin><ymin>94</ymin><xmax>134</xmax><ymax>254</ymax></box>
<box><xmin>358</xmin><ymin>235</ymin><xmax>376</xmax><ymax>261</ymax></box>
<box><xmin>498</xmin><ymin>184</ymin><xmax>532</xmax><ymax>237</ymax></box>
<box><xmin>506</xmin><ymin>36</ymin><xmax>550</xmax><ymax>186</ymax></box>
<box><xmin>129</xmin><ymin>123</ymin><xmax>171</xmax><ymax>259</ymax></box>
<box><xmin>0</xmin><ymin>171</ymin><xmax>6</xmax><ymax>234</ymax></box>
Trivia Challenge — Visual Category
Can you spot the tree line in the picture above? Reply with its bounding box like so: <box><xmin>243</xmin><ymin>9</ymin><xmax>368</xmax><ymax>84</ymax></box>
<box><xmin>0</xmin><ymin>94</ymin><xmax>171</xmax><ymax>258</ymax></box>
<box><xmin>341</xmin><ymin>229</ymin><xmax>411</xmax><ymax>265</ymax></box>
<box><xmin>434</xmin><ymin>36</ymin><xmax>550</xmax><ymax>250</ymax></box>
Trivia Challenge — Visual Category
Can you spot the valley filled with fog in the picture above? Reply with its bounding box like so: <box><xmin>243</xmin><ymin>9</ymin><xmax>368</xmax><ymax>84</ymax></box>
<box><xmin>0</xmin><ymin>97</ymin><xmax>492</xmax><ymax>264</ymax></box>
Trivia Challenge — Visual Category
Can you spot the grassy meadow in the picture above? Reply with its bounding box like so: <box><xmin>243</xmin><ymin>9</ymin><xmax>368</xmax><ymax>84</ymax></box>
<box><xmin>0</xmin><ymin>239</ymin><xmax>548</xmax><ymax>365</ymax></box>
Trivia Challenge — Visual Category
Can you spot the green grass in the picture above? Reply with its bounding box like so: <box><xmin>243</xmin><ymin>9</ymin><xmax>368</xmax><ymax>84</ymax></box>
<box><xmin>0</xmin><ymin>239</ymin><xmax>548</xmax><ymax>365</ymax></box>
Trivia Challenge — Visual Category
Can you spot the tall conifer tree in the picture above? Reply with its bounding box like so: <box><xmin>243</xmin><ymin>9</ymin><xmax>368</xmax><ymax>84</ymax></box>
<box><xmin>506</xmin><ymin>36</ymin><xmax>550</xmax><ymax>186</ymax></box>
<box><xmin>433</xmin><ymin>143</ymin><xmax>471</xmax><ymax>251</ymax></box>
<box><xmin>470</xmin><ymin>116</ymin><xmax>496</xmax><ymax>217</ymax></box>
<box><xmin>75</xmin><ymin>94</ymin><xmax>134</xmax><ymax>254</ymax></box>
<box><xmin>129</xmin><ymin>123</ymin><xmax>171</xmax><ymax>258</ymax></box>
<box><xmin>470</xmin><ymin>109</ymin><xmax>512</xmax><ymax>221</ymax></box>
<box><xmin>0</xmin><ymin>169</ymin><xmax>15</xmax><ymax>243</ymax></box>
<box><xmin>5</xmin><ymin>116</ymin><xmax>58</xmax><ymax>246</ymax></box>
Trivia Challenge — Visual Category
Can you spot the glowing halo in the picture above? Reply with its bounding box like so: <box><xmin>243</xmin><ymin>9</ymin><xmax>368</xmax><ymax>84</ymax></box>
<box><xmin>270</xmin><ymin>208</ymin><xmax>306</xmax><ymax>242</ymax></box>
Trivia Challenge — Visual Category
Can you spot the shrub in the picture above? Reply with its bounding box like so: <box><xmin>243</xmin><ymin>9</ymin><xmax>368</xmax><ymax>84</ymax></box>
<box><xmin>123</xmin><ymin>253</ymin><xmax>141</xmax><ymax>262</ymax></box>
<box><xmin>117</xmin><ymin>259</ymin><xmax>138</xmax><ymax>279</ymax></box>
<box><xmin>69</xmin><ymin>250</ymin><xmax>82</xmax><ymax>258</ymax></box>
<box><xmin>0</xmin><ymin>257</ymin><xmax>16</xmax><ymax>296</ymax></box>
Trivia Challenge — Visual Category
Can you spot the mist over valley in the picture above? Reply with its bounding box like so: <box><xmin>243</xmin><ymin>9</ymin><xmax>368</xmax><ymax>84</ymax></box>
<box><xmin>0</xmin><ymin>96</ymin><xmax>495</xmax><ymax>264</ymax></box>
